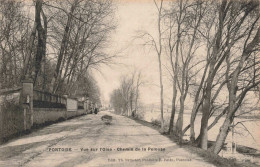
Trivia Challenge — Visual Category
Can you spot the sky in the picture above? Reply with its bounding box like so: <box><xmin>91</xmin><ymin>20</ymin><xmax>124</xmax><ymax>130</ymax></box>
<box><xmin>22</xmin><ymin>0</ymin><xmax>171</xmax><ymax>106</ymax></box>
<box><xmin>94</xmin><ymin>1</ymin><xmax>171</xmax><ymax>106</ymax></box>
<box><xmin>92</xmin><ymin>0</ymin><xmax>259</xmax><ymax>109</ymax></box>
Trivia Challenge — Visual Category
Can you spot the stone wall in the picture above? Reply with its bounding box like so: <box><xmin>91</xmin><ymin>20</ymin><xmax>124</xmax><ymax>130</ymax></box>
<box><xmin>67</xmin><ymin>110</ymin><xmax>77</xmax><ymax>119</ymax></box>
<box><xmin>33</xmin><ymin>108</ymin><xmax>86</xmax><ymax>125</ymax></box>
<box><xmin>0</xmin><ymin>79</ymin><xmax>89</xmax><ymax>143</ymax></box>
<box><xmin>0</xmin><ymin>100</ymin><xmax>23</xmax><ymax>142</ymax></box>
<box><xmin>0</xmin><ymin>104</ymin><xmax>88</xmax><ymax>143</ymax></box>
<box><xmin>0</xmin><ymin>87</ymin><xmax>23</xmax><ymax>142</ymax></box>
<box><xmin>77</xmin><ymin>109</ymin><xmax>85</xmax><ymax>116</ymax></box>
<box><xmin>33</xmin><ymin>108</ymin><xmax>66</xmax><ymax>125</ymax></box>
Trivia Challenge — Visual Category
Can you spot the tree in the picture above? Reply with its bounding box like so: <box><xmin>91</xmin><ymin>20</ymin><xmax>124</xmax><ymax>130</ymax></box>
<box><xmin>188</xmin><ymin>0</ymin><xmax>216</xmax><ymax>143</ymax></box>
<box><xmin>110</xmin><ymin>89</ymin><xmax>124</xmax><ymax>114</ymax></box>
<box><xmin>33</xmin><ymin>0</ymin><xmax>47</xmax><ymax>84</ymax></box>
<box><xmin>1</xmin><ymin>0</ymin><xmax>116</xmax><ymax>99</ymax></box>
<box><xmin>133</xmin><ymin>71</ymin><xmax>144</xmax><ymax>117</ymax></box>
<box><xmin>165</xmin><ymin>0</ymin><xmax>205</xmax><ymax>140</ymax></box>
<box><xmin>138</xmin><ymin>0</ymin><xmax>165</xmax><ymax>130</ymax></box>
<box><xmin>110</xmin><ymin>75</ymin><xmax>135</xmax><ymax>115</ymax></box>
<box><xmin>213</xmin><ymin>2</ymin><xmax>260</xmax><ymax>153</ymax></box>
<box><xmin>197</xmin><ymin>0</ymin><xmax>260</xmax><ymax>150</ymax></box>
<box><xmin>175</xmin><ymin>0</ymin><xmax>205</xmax><ymax>140</ymax></box>
<box><xmin>110</xmin><ymin>70</ymin><xmax>144</xmax><ymax>117</ymax></box>
<box><xmin>45</xmin><ymin>0</ymin><xmax>116</xmax><ymax>94</ymax></box>
<box><xmin>0</xmin><ymin>0</ymin><xmax>29</xmax><ymax>88</ymax></box>
<box><xmin>72</xmin><ymin>72</ymin><xmax>101</xmax><ymax>105</ymax></box>
<box><xmin>48</xmin><ymin>0</ymin><xmax>78</xmax><ymax>93</ymax></box>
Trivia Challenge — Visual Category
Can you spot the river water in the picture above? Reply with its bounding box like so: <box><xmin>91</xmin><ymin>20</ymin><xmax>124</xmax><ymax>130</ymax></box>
<box><xmin>143</xmin><ymin>110</ymin><xmax>260</xmax><ymax>164</ymax></box>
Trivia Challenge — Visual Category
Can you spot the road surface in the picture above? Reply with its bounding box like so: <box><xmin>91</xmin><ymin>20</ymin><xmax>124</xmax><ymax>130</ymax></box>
<box><xmin>0</xmin><ymin>111</ymin><xmax>215</xmax><ymax>167</ymax></box>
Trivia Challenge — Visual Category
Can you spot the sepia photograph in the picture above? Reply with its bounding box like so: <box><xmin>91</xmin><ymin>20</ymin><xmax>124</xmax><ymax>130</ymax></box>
<box><xmin>0</xmin><ymin>0</ymin><xmax>259</xmax><ymax>166</ymax></box>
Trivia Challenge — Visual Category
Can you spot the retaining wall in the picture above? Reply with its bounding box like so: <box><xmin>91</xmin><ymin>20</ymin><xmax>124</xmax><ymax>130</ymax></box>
<box><xmin>0</xmin><ymin>88</ymin><xmax>24</xmax><ymax>142</ymax></box>
<box><xmin>0</xmin><ymin>80</ymin><xmax>89</xmax><ymax>143</ymax></box>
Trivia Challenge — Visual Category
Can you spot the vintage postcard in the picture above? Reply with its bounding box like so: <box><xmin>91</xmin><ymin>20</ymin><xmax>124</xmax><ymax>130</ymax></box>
<box><xmin>0</xmin><ymin>0</ymin><xmax>259</xmax><ymax>166</ymax></box>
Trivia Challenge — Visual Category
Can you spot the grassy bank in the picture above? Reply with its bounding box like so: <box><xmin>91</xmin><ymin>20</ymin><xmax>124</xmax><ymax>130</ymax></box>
<box><xmin>129</xmin><ymin>116</ymin><xmax>258</xmax><ymax>167</ymax></box>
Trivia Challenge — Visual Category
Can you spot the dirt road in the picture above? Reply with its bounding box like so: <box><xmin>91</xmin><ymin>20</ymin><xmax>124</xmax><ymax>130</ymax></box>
<box><xmin>0</xmin><ymin>111</ymin><xmax>215</xmax><ymax>167</ymax></box>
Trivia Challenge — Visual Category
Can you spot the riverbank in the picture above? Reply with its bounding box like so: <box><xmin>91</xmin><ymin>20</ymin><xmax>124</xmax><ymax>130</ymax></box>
<box><xmin>143</xmin><ymin>111</ymin><xmax>260</xmax><ymax>152</ymax></box>
<box><xmin>129</xmin><ymin>116</ymin><xmax>259</xmax><ymax>167</ymax></box>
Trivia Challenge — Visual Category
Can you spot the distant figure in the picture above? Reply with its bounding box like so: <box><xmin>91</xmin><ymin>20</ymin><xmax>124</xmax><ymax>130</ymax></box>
<box><xmin>101</xmin><ymin>115</ymin><xmax>112</xmax><ymax>125</ymax></box>
<box><xmin>94</xmin><ymin>107</ymin><xmax>98</xmax><ymax>114</ymax></box>
<box><xmin>131</xmin><ymin>110</ymin><xmax>136</xmax><ymax>117</ymax></box>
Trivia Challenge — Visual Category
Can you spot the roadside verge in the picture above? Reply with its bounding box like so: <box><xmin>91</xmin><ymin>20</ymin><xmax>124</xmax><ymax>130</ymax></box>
<box><xmin>128</xmin><ymin>116</ymin><xmax>258</xmax><ymax>167</ymax></box>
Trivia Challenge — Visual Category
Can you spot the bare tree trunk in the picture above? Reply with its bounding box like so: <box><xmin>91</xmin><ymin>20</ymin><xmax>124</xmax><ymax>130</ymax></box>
<box><xmin>199</xmin><ymin>65</ymin><xmax>215</xmax><ymax>149</ymax></box>
<box><xmin>153</xmin><ymin>0</ymin><xmax>164</xmax><ymax>130</ymax></box>
<box><xmin>198</xmin><ymin>0</ymin><xmax>228</xmax><ymax>149</ymax></box>
<box><xmin>21</xmin><ymin>23</ymin><xmax>36</xmax><ymax>80</ymax></box>
<box><xmin>213</xmin><ymin>113</ymin><xmax>233</xmax><ymax>154</ymax></box>
<box><xmin>168</xmin><ymin>83</ymin><xmax>177</xmax><ymax>134</ymax></box>
<box><xmin>134</xmin><ymin>72</ymin><xmax>142</xmax><ymax>116</ymax></box>
<box><xmin>159</xmin><ymin>58</ymin><xmax>164</xmax><ymax>130</ymax></box>
<box><xmin>168</xmin><ymin>20</ymin><xmax>180</xmax><ymax>135</ymax></box>
<box><xmin>168</xmin><ymin>0</ymin><xmax>186</xmax><ymax>135</ymax></box>
<box><xmin>176</xmin><ymin>94</ymin><xmax>184</xmax><ymax>140</ymax></box>
<box><xmin>176</xmin><ymin>3</ymin><xmax>202</xmax><ymax>138</ymax></box>
<box><xmin>190</xmin><ymin>63</ymin><xmax>208</xmax><ymax>142</ymax></box>
<box><xmin>34</xmin><ymin>0</ymin><xmax>47</xmax><ymax>84</ymax></box>
<box><xmin>213</xmin><ymin>27</ymin><xmax>260</xmax><ymax>154</ymax></box>
<box><xmin>50</xmin><ymin>0</ymin><xmax>77</xmax><ymax>92</ymax></box>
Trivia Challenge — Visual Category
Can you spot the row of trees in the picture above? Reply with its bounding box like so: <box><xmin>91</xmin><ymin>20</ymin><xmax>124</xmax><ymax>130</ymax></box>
<box><xmin>110</xmin><ymin>70</ymin><xmax>143</xmax><ymax>117</ymax></box>
<box><xmin>139</xmin><ymin>0</ymin><xmax>259</xmax><ymax>154</ymax></box>
<box><xmin>0</xmin><ymin>0</ymin><xmax>116</xmax><ymax>104</ymax></box>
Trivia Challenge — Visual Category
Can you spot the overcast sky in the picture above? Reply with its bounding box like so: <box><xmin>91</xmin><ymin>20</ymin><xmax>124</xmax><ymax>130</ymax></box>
<box><xmin>95</xmin><ymin>0</ymin><xmax>168</xmax><ymax>106</ymax></box>
<box><xmin>93</xmin><ymin>0</ymin><xmax>242</xmax><ymax>108</ymax></box>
